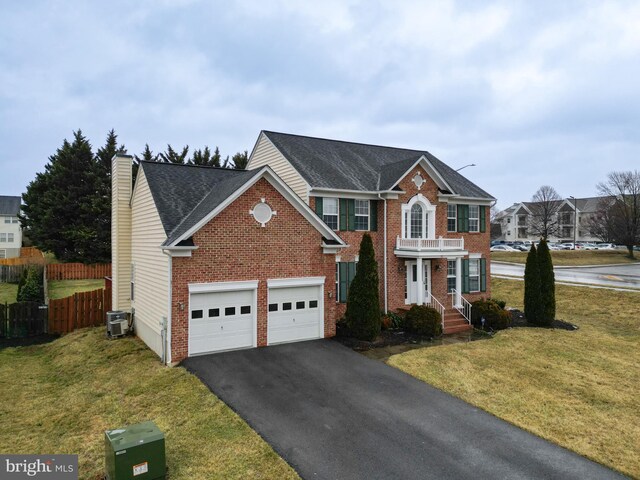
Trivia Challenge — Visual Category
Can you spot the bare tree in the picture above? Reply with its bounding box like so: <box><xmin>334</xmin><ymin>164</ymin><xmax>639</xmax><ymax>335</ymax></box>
<box><xmin>528</xmin><ymin>186</ymin><xmax>563</xmax><ymax>240</ymax></box>
<box><xmin>593</xmin><ymin>171</ymin><xmax>640</xmax><ymax>258</ymax></box>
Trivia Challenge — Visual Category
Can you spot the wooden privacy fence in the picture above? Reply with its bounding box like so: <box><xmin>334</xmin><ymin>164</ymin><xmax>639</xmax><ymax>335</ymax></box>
<box><xmin>0</xmin><ymin>264</ymin><xmax>43</xmax><ymax>283</ymax></box>
<box><xmin>0</xmin><ymin>301</ymin><xmax>48</xmax><ymax>338</ymax></box>
<box><xmin>46</xmin><ymin>263</ymin><xmax>112</xmax><ymax>281</ymax></box>
<box><xmin>48</xmin><ymin>287</ymin><xmax>112</xmax><ymax>334</ymax></box>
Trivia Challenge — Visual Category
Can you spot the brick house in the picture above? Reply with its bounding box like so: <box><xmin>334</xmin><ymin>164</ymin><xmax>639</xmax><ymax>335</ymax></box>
<box><xmin>112</xmin><ymin>131</ymin><xmax>494</xmax><ymax>364</ymax></box>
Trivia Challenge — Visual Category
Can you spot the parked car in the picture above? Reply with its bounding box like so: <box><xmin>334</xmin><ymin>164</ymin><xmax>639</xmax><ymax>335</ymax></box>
<box><xmin>490</xmin><ymin>245</ymin><xmax>519</xmax><ymax>252</ymax></box>
<box><xmin>559</xmin><ymin>243</ymin><xmax>574</xmax><ymax>250</ymax></box>
<box><xmin>582</xmin><ymin>243</ymin><xmax>598</xmax><ymax>250</ymax></box>
<box><xmin>596</xmin><ymin>243</ymin><xmax>617</xmax><ymax>250</ymax></box>
<box><xmin>548</xmin><ymin>243</ymin><xmax>562</xmax><ymax>250</ymax></box>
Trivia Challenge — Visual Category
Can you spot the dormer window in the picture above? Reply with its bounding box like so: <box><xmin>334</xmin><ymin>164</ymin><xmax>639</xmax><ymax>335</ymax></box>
<box><xmin>323</xmin><ymin>198</ymin><xmax>338</xmax><ymax>230</ymax></box>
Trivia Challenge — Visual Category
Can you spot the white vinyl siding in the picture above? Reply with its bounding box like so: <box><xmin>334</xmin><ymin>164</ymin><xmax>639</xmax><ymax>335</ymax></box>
<box><xmin>248</xmin><ymin>133</ymin><xmax>309</xmax><ymax>203</ymax></box>
<box><xmin>131</xmin><ymin>168</ymin><xmax>169</xmax><ymax>357</ymax></box>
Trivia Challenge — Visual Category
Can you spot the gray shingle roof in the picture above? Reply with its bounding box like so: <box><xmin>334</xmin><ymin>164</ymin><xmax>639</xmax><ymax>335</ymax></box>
<box><xmin>263</xmin><ymin>131</ymin><xmax>494</xmax><ymax>199</ymax></box>
<box><xmin>0</xmin><ymin>196</ymin><xmax>21</xmax><ymax>215</ymax></box>
<box><xmin>139</xmin><ymin>161</ymin><xmax>260</xmax><ymax>246</ymax></box>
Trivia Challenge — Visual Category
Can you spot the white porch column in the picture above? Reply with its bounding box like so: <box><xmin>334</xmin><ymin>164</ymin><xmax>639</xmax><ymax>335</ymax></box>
<box><xmin>416</xmin><ymin>257</ymin><xmax>424</xmax><ymax>305</ymax></box>
<box><xmin>455</xmin><ymin>257</ymin><xmax>462</xmax><ymax>307</ymax></box>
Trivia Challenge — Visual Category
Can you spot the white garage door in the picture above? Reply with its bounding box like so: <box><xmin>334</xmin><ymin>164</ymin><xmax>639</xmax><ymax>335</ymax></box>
<box><xmin>189</xmin><ymin>289</ymin><xmax>255</xmax><ymax>355</ymax></box>
<box><xmin>268</xmin><ymin>283</ymin><xmax>323</xmax><ymax>345</ymax></box>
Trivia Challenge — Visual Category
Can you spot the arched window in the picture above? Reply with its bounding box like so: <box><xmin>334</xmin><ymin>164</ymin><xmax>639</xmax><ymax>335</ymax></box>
<box><xmin>410</xmin><ymin>204</ymin><xmax>423</xmax><ymax>238</ymax></box>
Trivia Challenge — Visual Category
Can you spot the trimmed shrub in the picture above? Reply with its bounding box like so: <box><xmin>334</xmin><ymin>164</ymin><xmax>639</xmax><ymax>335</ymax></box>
<box><xmin>404</xmin><ymin>305</ymin><xmax>442</xmax><ymax>337</ymax></box>
<box><xmin>17</xmin><ymin>266</ymin><xmax>44</xmax><ymax>303</ymax></box>
<box><xmin>537</xmin><ymin>239</ymin><xmax>556</xmax><ymax>326</ymax></box>
<box><xmin>388</xmin><ymin>310</ymin><xmax>406</xmax><ymax>329</ymax></box>
<box><xmin>345</xmin><ymin>234</ymin><xmax>381</xmax><ymax>341</ymax></box>
<box><xmin>471</xmin><ymin>299</ymin><xmax>511</xmax><ymax>330</ymax></box>
<box><xmin>524</xmin><ymin>244</ymin><xmax>543</xmax><ymax>323</ymax></box>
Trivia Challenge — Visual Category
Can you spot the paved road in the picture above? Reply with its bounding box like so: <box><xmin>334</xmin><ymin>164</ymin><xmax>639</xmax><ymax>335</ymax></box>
<box><xmin>183</xmin><ymin>340</ymin><xmax>624</xmax><ymax>480</ymax></box>
<box><xmin>493</xmin><ymin>262</ymin><xmax>640</xmax><ymax>290</ymax></box>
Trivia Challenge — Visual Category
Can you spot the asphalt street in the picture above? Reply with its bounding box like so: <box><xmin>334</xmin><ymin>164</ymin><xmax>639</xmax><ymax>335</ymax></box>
<box><xmin>183</xmin><ymin>340</ymin><xmax>625</xmax><ymax>480</ymax></box>
<box><xmin>492</xmin><ymin>262</ymin><xmax>640</xmax><ymax>289</ymax></box>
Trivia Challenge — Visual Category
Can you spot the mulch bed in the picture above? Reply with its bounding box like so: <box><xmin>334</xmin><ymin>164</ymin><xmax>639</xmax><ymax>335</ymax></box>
<box><xmin>508</xmin><ymin>309</ymin><xmax>578</xmax><ymax>330</ymax></box>
<box><xmin>333</xmin><ymin>324</ymin><xmax>440</xmax><ymax>351</ymax></box>
<box><xmin>0</xmin><ymin>334</ymin><xmax>59</xmax><ymax>350</ymax></box>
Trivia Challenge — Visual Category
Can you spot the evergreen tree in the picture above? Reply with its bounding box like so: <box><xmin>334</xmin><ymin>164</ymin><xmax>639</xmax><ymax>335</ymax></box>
<box><xmin>524</xmin><ymin>244</ymin><xmax>543</xmax><ymax>323</ymax></box>
<box><xmin>134</xmin><ymin>144</ymin><xmax>158</xmax><ymax>163</ymax></box>
<box><xmin>345</xmin><ymin>234</ymin><xmax>381</xmax><ymax>340</ymax></box>
<box><xmin>21</xmin><ymin>130</ymin><xmax>117</xmax><ymax>263</ymax></box>
<box><xmin>232</xmin><ymin>150</ymin><xmax>249</xmax><ymax>169</ymax></box>
<box><xmin>537</xmin><ymin>239</ymin><xmax>556</xmax><ymax>325</ymax></box>
<box><xmin>159</xmin><ymin>144</ymin><xmax>189</xmax><ymax>164</ymax></box>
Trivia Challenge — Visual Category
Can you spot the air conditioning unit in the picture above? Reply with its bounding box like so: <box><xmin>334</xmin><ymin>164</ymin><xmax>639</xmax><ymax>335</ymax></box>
<box><xmin>107</xmin><ymin>311</ymin><xmax>129</xmax><ymax>338</ymax></box>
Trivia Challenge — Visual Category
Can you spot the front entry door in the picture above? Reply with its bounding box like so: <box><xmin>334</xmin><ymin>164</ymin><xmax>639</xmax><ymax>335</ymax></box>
<box><xmin>406</xmin><ymin>260</ymin><xmax>431</xmax><ymax>304</ymax></box>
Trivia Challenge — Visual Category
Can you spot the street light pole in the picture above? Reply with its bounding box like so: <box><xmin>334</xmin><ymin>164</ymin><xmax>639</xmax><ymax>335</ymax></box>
<box><xmin>569</xmin><ymin>196</ymin><xmax>577</xmax><ymax>250</ymax></box>
<box><xmin>455</xmin><ymin>163</ymin><xmax>476</xmax><ymax>172</ymax></box>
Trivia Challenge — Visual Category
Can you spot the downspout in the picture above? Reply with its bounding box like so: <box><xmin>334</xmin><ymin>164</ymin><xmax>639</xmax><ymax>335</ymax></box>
<box><xmin>378</xmin><ymin>193</ymin><xmax>388</xmax><ymax>313</ymax></box>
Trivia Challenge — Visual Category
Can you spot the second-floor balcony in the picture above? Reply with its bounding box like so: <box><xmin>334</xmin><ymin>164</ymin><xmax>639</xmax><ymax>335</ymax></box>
<box><xmin>395</xmin><ymin>236</ymin><xmax>465</xmax><ymax>253</ymax></box>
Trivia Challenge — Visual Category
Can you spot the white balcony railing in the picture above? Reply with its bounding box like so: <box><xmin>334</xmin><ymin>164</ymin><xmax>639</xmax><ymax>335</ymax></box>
<box><xmin>395</xmin><ymin>236</ymin><xmax>464</xmax><ymax>251</ymax></box>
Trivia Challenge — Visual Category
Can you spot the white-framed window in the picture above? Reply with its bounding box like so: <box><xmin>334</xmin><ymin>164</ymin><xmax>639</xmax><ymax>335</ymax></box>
<box><xmin>469</xmin><ymin>259</ymin><xmax>480</xmax><ymax>292</ymax></box>
<box><xmin>410</xmin><ymin>204</ymin><xmax>423</xmax><ymax>238</ymax></box>
<box><xmin>0</xmin><ymin>249</ymin><xmax>5</xmax><ymax>259</ymax></box>
<box><xmin>469</xmin><ymin>205</ymin><xmax>480</xmax><ymax>232</ymax></box>
<box><xmin>0</xmin><ymin>233</ymin><xmax>6</xmax><ymax>242</ymax></box>
<box><xmin>7</xmin><ymin>233</ymin><xmax>14</xmax><ymax>243</ymax></box>
<box><xmin>447</xmin><ymin>204</ymin><xmax>457</xmax><ymax>232</ymax></box>
<box><xmin>447</xmin><ymin>260</ymin><xmax>456</xmax><ymax>292</ymax></box>
<box><xmin>3</xmin><ymin>217</ymin><xmax>10</xmax><ymax>224</ymax></box>
<box><xmin>323</xmin><ymin>198</ymin><xmax>338</xmax><ymax>230</ymax></box>
<box><xmin>354</xmin><ymin>200</ymin><xmax>369</xmax><ymax>231</ymax></box>
<box><xmin>12</xmin><ymin>217</ymin><xmax>18</xmax><ymax>224</ymax></box>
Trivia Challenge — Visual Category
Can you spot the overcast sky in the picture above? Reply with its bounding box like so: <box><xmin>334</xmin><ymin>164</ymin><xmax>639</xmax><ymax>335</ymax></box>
<box><xmin>1</xmin><ymin>0</ymin><xmax>638</xmax><ymax>210</ymax></box>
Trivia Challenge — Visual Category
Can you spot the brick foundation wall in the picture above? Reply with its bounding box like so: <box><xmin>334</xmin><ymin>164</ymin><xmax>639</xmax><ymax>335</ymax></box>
<box><xmin>171</xmin><ymin>178</ymin><xmax>336</xmax><ymax>362</ymax></box>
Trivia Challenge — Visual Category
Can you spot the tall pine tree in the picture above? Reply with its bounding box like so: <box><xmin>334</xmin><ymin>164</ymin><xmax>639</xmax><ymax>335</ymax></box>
<box><xmin>524</xmin><ymin>244</ymin><xmax>543</xmax><ymax>323</ymax></box>
<box><xmin>537</xmin><ymin>239</ymin><xmax>556</xmax><ymax>325</ymax></box>
<box><xmin>232</xmin><ymin>150</ymin><xmax>249</xmax><ymax>169</ymax></box>
<box><xmin>345</xmin><ymin>234</ymin><xmax>381</xmax><ymax>341</ymax></box>
<box><xmin>21</xmin><ymin>130</ymin><xmax>124</xmax><ymax>263</ymax></box>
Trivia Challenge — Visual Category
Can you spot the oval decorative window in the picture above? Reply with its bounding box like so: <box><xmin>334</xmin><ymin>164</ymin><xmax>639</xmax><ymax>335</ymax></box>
<box><xmin>412</xmin><ymin>173</ymin><xmax>425</xmax><ymax>190</ymax></box>
<box><xmin>251</xmin><ymin>199</ymin><xmax>277</xmax><ymax>227</ymax></box>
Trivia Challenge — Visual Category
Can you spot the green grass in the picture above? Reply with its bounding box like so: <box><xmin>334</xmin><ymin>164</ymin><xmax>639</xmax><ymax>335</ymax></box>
<box><xmin>47</xmin><ymin>279</ymin><xmax>105</xmax><ymax>299</ymax></box>
<box><xmin>0</xmin><ymin>328</ymin><xmax>299</xmax><ymax>480</ymax></box>
<box><xmin>491</xmin><ymin>249</ymin><xmax>638</xmax><ymax>266</ymax></box>
<box><xmin>388</xmin><ymin>279</ymin><xmax>640</xmax><ymax>478</ymax></box>
<box><xmin>0</xmin><ymin>283</ymin><xmax>18</xmax><ymax>304</ymax></box>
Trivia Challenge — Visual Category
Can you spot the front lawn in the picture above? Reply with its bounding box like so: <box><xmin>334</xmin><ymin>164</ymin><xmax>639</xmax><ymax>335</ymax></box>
<box><xmin>491</xmin><ymin>249</ymin><xmax>637</xmax><ymax>266</ymax></box>
<box><xmin>47</xmin><ymin>279</ymin><xmax>105</xmax><ymax>299</ymax></box>
<box><xmin>0</xmin><ymin>328</ymin><xmax>298</xmax><ymax>479</ymax></box>
<box><xmin>0</xmin><ymin>282</ymin><xmax>18</xmax><ymax>304</ymax></box>
<box><xmin>388</xmin><ymin>278</ymin><xmax>640</xmax><ymax>478</ymax></box>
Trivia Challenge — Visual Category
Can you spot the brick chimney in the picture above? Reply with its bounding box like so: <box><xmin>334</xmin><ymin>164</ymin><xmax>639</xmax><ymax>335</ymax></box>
<box><xmin>111</xmin><ymin>154</ymin><xmax>133</xmax><ymax>312</ymax></box>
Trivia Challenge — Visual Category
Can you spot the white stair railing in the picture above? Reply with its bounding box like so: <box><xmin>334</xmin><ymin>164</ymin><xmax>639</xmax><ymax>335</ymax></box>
<box><xmin>450</xmin><ymin>289</ymin><xmax>472</xmax><ymax>325</ymax></box>
<box><xmin>425</xmin><ymin>292</ymin><xmax>446</xmax><ymax>330</ymax></box>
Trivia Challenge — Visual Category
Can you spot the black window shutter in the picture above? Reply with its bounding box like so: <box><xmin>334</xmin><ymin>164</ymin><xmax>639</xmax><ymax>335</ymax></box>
<box><xmin>339</xmin><ymin>199</ymin><xmax>348</xmax><ymax>231</ymax></box>
<box><xmin>348</xmin><ymin>199</ymin><xmax>356</xmax><ymax>231</ymax></box>
<box><xmin>315</xmin><ymin>197</ymin><xmax>323</xmax><ymax>217</ymax></box>
<box><xmin>480</xmin><ymin>205</ymin><xmax>486</xmax><ymax>233</ymax></box>
<box><xmin>339</xmin><ymin>262</ymin><xmax>348</xmax><ymax>302</ymax></box>
<box><xmin>480</xmin><ymin>258</ymin><xmax>487</xmax><ymax>292</ymax></box>
<box><xmin>462</xmin><ymin>259</ymin><xmax>470</xmax><ymax>293</ymax></box>
<box><xmin>457</xmin><ymin>204</ymin><xmax>469</xmax><ymax>233</ymax></box>
<box><xmin>370</xmin><ymin>200</ymin><xmax>378</xmax><ymax>231</ymax></box>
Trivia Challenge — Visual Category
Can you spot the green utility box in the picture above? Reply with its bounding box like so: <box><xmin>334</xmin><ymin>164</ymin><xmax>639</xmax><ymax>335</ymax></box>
<box><xmin>105</xmin><ymin>420</ymin><xmax>166</xmax><ymax>480</ymax></box>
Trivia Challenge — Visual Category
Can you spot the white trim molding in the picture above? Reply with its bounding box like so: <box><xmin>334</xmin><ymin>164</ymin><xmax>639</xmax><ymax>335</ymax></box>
<box><xmin>401</xmin><ymin>193</ymin><xmax>437</xmax><ymax>240</ymax></box>
<box><xmin>267</xmin><ymin>276</ymin><xmax>326</xmax><ymax>289</ymax></box>
<box><xmin>188</xmin><ymin>280</ymin><xmax>259</xmax><ymax>294</ymax></box>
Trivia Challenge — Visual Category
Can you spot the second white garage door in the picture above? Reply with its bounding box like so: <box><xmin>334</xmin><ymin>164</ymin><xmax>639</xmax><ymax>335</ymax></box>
<box><xmin>268</xmin><ymin>282</ymin><xmax>323</xmax><ymax>345</ymax></box>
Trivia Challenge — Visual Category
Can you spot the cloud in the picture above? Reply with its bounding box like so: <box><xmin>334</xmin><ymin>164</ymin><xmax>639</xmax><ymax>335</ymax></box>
<box><xmin>0</xmin><ymin>0</ymin><xmax>639</xmax><ymax>210</ymax></box>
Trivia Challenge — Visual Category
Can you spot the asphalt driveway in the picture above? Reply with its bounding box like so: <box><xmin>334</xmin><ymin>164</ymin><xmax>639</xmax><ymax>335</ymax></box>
<box><xmin>183</xmin><ymin>340</ymin><xmax>624</xmax><ymax>480</ymax></box>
